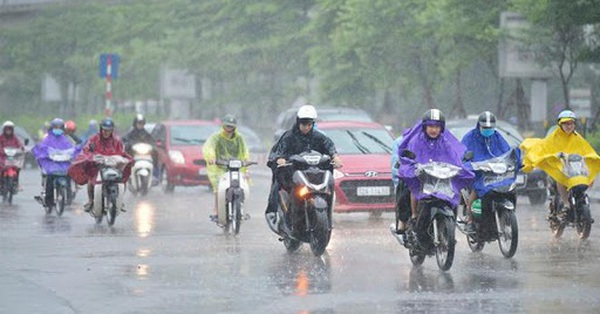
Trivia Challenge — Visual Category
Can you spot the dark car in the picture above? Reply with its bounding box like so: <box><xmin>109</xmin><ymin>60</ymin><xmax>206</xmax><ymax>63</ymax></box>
<box><xmin>151</xmin><ymin>120</ymin><xmax>219</xmax><ymax>192</ymax></box>
<box><xmin>273</xmin><ymin>106</ymin><xmax>374</xmax><ymax>141</ymax></box>
<box><xmin>446</xmin><ymin>119</ymin><xmax>548</xmax><ymax>205</ymax></box>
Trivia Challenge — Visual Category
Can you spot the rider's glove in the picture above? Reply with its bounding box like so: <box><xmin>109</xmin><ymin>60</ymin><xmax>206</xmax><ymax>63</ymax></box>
<box><xmin>332</xmin><ymin>155</ymin><xmax>343</xmax><ymax>169</ymax></box>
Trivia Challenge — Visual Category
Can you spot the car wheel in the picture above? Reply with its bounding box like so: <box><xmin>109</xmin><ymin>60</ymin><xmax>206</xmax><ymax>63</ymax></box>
<box><xmin>528</xmin><ymin>190</ymin><xmax>547</xmax><ymax>205</ymax></box>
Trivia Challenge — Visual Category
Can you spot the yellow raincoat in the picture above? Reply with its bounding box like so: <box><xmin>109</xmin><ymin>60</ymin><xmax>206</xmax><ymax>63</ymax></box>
<box><xmin>520</xmin><ymin>127</ymin><xmax>600</xmax><ymax>188</ymax></box>
<box><xmin>202</xmin><ymin>127</ymin><xmax>250</xmax><ymax>189</ymax></box>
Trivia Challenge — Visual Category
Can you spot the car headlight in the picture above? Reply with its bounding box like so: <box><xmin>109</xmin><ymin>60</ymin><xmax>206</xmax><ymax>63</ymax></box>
<box><xmin>333</xmin><ymin>169</ymin><xmax>345</xmax><ymax>179</ymax></box>
<box><xmin>168</xmin><ymin>150</ymin><xmax>185</xmax><ymax>164</ymax></box>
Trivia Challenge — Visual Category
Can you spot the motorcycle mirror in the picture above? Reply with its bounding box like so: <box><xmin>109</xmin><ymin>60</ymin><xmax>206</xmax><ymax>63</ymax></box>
<box><xmin>24</xmin><ymin>138</ymin><xmax>30</xmax><ymax>146</ymax></box>
<box><xmin>401</xmin><ymin>149</ymin><xmax>416</xmax><ymax>160</ymax></box>
<box><xmin>463</xmin><ymin>151</ymin><xmax>474</xmax><ymax>162</ymax></box>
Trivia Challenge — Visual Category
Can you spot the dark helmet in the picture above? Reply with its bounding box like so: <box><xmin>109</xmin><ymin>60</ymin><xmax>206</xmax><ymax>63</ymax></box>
<box><xmin>421</xmin><ymin>109</ymin><xmax>445</xmax><ymax>131</ymax></box>
<box><xmin>100</xmin><ymin>118</ymin><xmax>115</xmax><ymax>131</ymax></box>
<box><xmin>222</xmin><ymin>114</ymin><xmax>237</xmax><ymax>127</ymax></box>
<box><xmin>50</xmin><ymin>118</ymin><xmax>65</xmax><ymax>129</ymax></box>
<box><xmin>478</xmin><ymin>111</ymin><xmax>496</xmax><ymax>128</ymax></box>
<box><xmin>133</xmin><ymin>113</ymin><xmax>145</xmax><ymax>127</ymax></box>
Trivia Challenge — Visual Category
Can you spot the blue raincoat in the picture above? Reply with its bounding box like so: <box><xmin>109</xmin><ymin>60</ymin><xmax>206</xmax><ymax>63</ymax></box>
<box><xmin>32</xmin><ymin>132</ymin><xmax>80</xmax><ymax>175</ymax></box>
<box><xmin>397</xmin><ymin>121</ymin><xmax>474</xmax><ymax>207</ymax></box>
<box><xmin>461</xmin><ymin>125</ymin><xmax>521</xmax><ymax>198</ymax></box>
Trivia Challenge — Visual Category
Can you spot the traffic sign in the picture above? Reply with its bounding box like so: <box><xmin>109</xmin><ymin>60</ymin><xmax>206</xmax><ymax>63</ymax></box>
<box><xmin>99</xmin><ymin>53</ymin><xmax>120</xmax><ymax>79</ymax></box>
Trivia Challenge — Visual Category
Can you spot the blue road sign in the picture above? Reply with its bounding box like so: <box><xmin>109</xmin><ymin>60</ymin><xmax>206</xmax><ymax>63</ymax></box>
<box><xmin>99</xmin><ymin>53</ymin><xmax>120</xmax><ymax>79</ymax></box>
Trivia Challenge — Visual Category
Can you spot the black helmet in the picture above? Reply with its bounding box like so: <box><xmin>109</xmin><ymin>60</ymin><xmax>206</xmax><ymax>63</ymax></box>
<box><xmin>222</xmin><ymin>114</ymin><xmax>237</xmax><ymax>127</ymax></box>
<box><xmin>421</xmin><ymin>109</ymin><xmax>445</xmax><ymax>130</ymax></box>
<box><xmin>133</xmin><ymin>113</ymin><xmax>145</xmax><ymax>127</ymax></box>
<box><xmin>478</xmin><ymin>111</ymin><xmax>496</xmax><ymax>128</ymax></box>
<box><xmin>100</xmin><ymin>118</ymin><xmax>114</xmax><ymax>131</ymax></box>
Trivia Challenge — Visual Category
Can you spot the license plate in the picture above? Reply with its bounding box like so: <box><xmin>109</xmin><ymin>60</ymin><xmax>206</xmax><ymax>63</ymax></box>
<box><xmin>357</xmin><ymin>186</ymin><xmax>390</xmax><ymax>196</ymax></box>
<box><xmin>516</xmin><ymin>174</ymin><xmax>526</xmax><ymax>185</ymax></box>
<box><xmin>198</xmin><ymin>168</ymin><xmax>208</xmax><ymax>176</ymax></box>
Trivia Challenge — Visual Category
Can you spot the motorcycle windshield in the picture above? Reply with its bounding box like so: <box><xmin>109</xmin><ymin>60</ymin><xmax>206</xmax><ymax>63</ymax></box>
<box><xmin>3</xmin><ymin>147</ymin><xmax>18</xmax><ymax>157</ymax></box>
<box><xmin>419</xmin><ymin>162</ymin><xmax>461</xmax><ymax>199</ymax></box>
<box><xmin>48</xmin><ymin>147</ymin><xmax>75</xmax><ymax>162</ymax></box>
<box><xmin>471</xmin><ymin>151</ymin><xmax>517</xmax><ymax>187</ymax></box>
<box><xmin>562</xmin><ymin>154</ymin><xmax>589</xmax><ymax>178</ymax></box>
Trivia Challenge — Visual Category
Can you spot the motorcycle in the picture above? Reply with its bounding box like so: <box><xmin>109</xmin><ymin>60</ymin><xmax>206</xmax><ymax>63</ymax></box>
<box><xmin>266</xmin><ymin>151</ymin><xmax>335</xmax><ymax>257</ymax></box>
<box><xmin>457</xmin><ymin>150</ymin><xmax>519</xmax><ymax>258</ymax></box>
<box><xmin>34</xmin><ymin>147</ymin><xmax>76</xmax><ymax>216</ymax></box>
<box><xmin>90</xmin><ymin>154</ymin><xmax>129</xmax><ymax>226</ymax></box>
<box><xmin>213</xmin><ymin>159</ymin><xmax>256</xmax><ymax>234</ymax></box>
<box><xmin>1</xmin><ymin>147</ymin><xmax>25</xmax><ymax>205</ymax></box>
<box><xmin>390</xmin><ymin>151</ymin><xmax>462</xmax><ymax>271</ymax></box>
<box><xmin>128</xmin><ymin>142</ymin><xmax>154</xmax><ymax>196</ymax></box>
<box><xmin>547</xmin><ymin>153</ymin><xmax>596</xmax><ymax>239</ymax></box>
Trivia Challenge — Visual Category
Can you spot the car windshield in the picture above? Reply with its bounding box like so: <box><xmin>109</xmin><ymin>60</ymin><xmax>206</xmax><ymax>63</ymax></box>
<box><xmin>318</xmin><ymin>112</ymin><xmax>372</xmax><ymax>122</ymax></box>
<box><xmin>323</xmin><ymin>128</ymin><xmax>394</xmax><ymax>154</ymax></box>
<box><xmin>170</xmin><ymin>125</ymin><xmax>217</xmax><ymax>145</ymax></box>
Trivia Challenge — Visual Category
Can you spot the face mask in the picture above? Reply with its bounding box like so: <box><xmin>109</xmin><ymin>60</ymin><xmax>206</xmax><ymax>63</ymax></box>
<box><xmin>480</xmin><ymin>128</ymin><xmax>494</xmax><ymax>138</ymax></box>
<box><xmin>52</xmin><ymin>129</ymin><xmax>64</xmax><ymax>136</ymax></box>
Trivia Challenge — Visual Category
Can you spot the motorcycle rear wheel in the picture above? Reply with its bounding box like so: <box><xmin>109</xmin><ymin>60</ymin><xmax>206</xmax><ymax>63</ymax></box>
<box><xmin>577</xmin><ymin>204</ymin><xmax>592</xmax><ymax>240</ymax></box>
<box><xmin>435</xmin><ymin>216</ymin><xmax>456</xmax><ymax>271</ymax></box>
<box><xmin>467</xmin><ymin>234</ymin><xmax>485</xmax><ymax>252</ymax></box>
<box><xmin>284</xmin><ymin>237</ymin><xmax>302</xmax><ymax>253</ymax></box>
<box><xmin>498</xmin><ymin>210</ymin><xmax>518</xmax><ymax>258</ymax></box>
<box><xmin>309</xmin><ymin>209</ymin><xmax>331</xmax><ymax>256</ymax></box>
<box><xmin>410</xmin><ymin>251</ymin><xmax>425</xmax><ymax>266</ymax></box>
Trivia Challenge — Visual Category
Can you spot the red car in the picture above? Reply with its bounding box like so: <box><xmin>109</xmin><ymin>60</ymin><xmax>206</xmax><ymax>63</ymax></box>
<box><xmin>317</xmin><ymin>121</ymin><xmax>396</xmax><ymax>217</ymax></box>
<box><xmin>150</xmin><ymin>120</ymin><xmax>219</xmax><ymax>192</ymax></box>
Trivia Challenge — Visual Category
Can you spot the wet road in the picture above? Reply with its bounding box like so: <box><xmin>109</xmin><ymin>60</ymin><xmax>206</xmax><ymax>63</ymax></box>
<box><xmin>1</xmin><ymin>168</ymin><xmax>600</xmax><ymax>313</ymax></box>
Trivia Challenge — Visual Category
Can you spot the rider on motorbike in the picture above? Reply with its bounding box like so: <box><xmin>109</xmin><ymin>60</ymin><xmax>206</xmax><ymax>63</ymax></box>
<box><xmin>64</xmin><ymin>120</ymin><xmax>83</xmax><ymax>145</ymax></box>
<box><xmin>121</xmin><ymin>114</ymin><xmax>158</xmax><ymax>182</ymax></box>
<box><xmin>32</xmin><ymin>118</ymin><xmax>80</xmax><ymax>209</ymax></box>
<box><xmin>0</xmin><ymin>121</ymin><xmax>25</xmax><ymax>191</ymax></box>
<box><xmin>68</xmin><ymin>118</ymin><xmax>133</xmax><ymax>212</ymax></box>
<box><xmin>265</xmin><ymin>104</ymin><xmax>343</xmax><ymax>224</ymax></box>
<box><xmin>460</xmin><ymin>111</ymin><xmax>519</xmax><ymax>233</ymax></box>
<box><xmin>521</xmin><ymin>110</ymin><xmax>600</xmax><ymax>213</ymax></box>
<box><xmin>202</xmin><ymin>114</ymin><xmax>250</xmax><ymax>222</ymax></box>
<box><xmin>395</xmin><ymin>109</ymin><xmax>474</xmax><ymax>233</ymax></box>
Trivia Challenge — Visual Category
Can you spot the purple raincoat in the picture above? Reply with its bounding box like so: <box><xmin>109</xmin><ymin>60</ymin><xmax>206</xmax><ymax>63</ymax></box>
<box><xmin>397</xmin><ymin>121</ymin><xmax>474</xmax><ymax>206</ymax></box>
<box><xmin>32</xmin><ymin>132</ymin><xmax>80</xmax><ymax>175</ymax></box>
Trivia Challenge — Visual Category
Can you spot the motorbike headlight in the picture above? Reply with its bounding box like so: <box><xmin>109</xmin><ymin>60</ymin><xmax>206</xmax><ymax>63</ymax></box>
<box><xmin>134</xmin><ymin>143</ymin><xmax>152</xmax><ymax>155</ymax></box>
<box><xmin>297</xmin><ymin>186</ymin><xmax>310</xmax><ymax>199</ymax></box>
<box><xmin>333</xmin><ymin>169</ymin><xmax>345</xmax><ymax>179</ymax></box>
<box><xmin>168</xmin><ymin>150</ymin><xmax>185</xmax><ymax>164</ymax></box>
<box><xmin>537</xmin><ymin>180</ymin><xmax>545</xmax><ymax>188</ymax></box>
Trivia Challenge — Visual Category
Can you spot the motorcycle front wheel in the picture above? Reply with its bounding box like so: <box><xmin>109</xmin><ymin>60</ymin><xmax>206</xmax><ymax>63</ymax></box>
<box><xmin>55</xmin><ymin>185</ymin><xmax>66</xmax><ymax>216</ymax></box>
<box><xmin>309</xmin><ymin>209</ymin><xmax>331</xmax><ymax>257</ymax></box>
<box><xmin>498</xmin><ymin>210</ymin><xmax>518</xmax><ymax>258</ymax></box>
<box><xmin>3</xmin><ymin>177</ymin><xmax>14</xmax><ymax>205</ymax></box>
<box><xmin>231</xmin><ymin>198</ymin><xmax>242</xmax><ymax>235</ymax></box>
<box><xmin>435</xmin><ymin>216</ymin><xmax>456</xmax><ymax>271</ymax></box>
<box><xmin>106</xmin><ymin>199</ymin><xmax>117</xmax><ymax>226</ymax></box>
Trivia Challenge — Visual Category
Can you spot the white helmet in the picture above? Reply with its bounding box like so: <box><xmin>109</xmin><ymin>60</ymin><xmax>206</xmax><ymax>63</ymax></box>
<box><xmin>297</xmin><ymin>105</ymin><xmax>318</xmax><ymax>121</ymax></box>
<box><xmin>2</xmin><ymin>121</ymin><xmax>14</xmax><ymax>129</ymax></box>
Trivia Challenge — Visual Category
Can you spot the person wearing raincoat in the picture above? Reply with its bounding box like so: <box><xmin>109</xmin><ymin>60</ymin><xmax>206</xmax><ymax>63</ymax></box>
<box><xmin>0</xmin><ymin>121</ymin><xmax>25</xmax><ymax>192</ymax></box>
<box><xmin>32</xmin><ymin>118</ymin><xmax>80</xmax><ymax>209</ymax></box>
<box><xmin>520</xmin><ymin>110</ymin><xmax>600</xmax><ymax>213</ymax></box>
<box><xmin>461</xmin><ymin>111</ymin><xmax>520</xmax><ymax>233</ymax></box>
<box><xmin>68</xmin><ymin>118</ymin><xmax>133</xmax><ymax>212</ymax></box>
<box><xmin>395</xmin><ymin>109</ymin><xmax>474</xmax><ymax>233</ymax></box>
<box><xmin>202</xmin><ymin>114</ymin><xmax>250</xmax><ymax>222</ymax></box>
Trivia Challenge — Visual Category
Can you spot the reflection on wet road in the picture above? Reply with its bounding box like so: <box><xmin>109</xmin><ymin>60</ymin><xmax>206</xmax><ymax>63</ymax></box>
<box><xmin>1</xmin><ymin>169</ymin><xmax>600</xmax><ymax>313</ymax></box>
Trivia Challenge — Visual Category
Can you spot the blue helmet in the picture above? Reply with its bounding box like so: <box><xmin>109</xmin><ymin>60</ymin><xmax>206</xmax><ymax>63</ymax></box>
<box><xmin>50</xmin><ymin>118</ymin><xmax>64</xmax><ymax>129</ymax></box>
<box><xmin>100</xmin><ymin>118</ymin><xmax>114</xmax><ymax>131</ymax></box>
